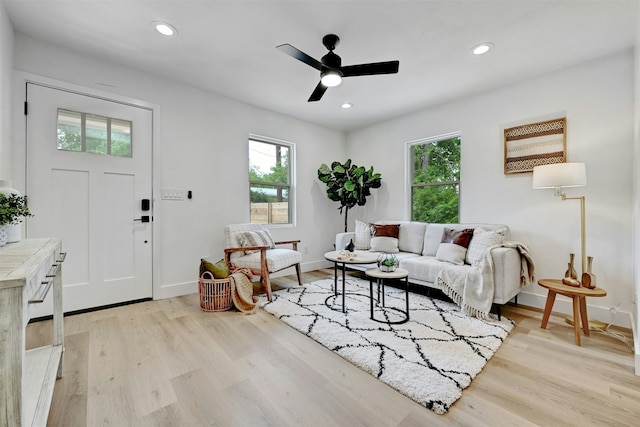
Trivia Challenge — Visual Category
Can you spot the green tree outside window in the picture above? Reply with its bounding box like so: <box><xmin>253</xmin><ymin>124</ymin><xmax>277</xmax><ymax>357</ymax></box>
<box><xmin>410</xmin><ymin>136</ymin><xmax>460</xmax><ymax>223</ymax></box>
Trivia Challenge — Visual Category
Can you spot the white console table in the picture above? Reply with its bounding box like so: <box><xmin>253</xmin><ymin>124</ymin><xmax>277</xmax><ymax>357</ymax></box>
<box><xmin>0</xmin><ymin>238</ymin><xmax>65</xmax><ymax>426</ymax></box>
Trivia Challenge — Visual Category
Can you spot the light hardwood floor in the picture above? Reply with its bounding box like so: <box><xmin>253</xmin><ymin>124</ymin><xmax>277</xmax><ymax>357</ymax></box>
<box><xmin>27</xmin><ymin>269</ymin><xmax>640</xmax><ymax>426</ymax></box>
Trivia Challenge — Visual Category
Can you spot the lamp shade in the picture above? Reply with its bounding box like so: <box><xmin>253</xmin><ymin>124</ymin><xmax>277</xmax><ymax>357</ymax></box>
<box><xmin>532</xmin><ymin>162</ymin><xmax>586</xmax><ymax>189</ymax></box>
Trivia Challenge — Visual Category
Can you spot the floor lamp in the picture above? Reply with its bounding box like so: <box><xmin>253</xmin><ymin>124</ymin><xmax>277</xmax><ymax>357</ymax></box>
<box><xmin>532</xmin><ymin>162</ymin><xmax>587</xmax><ymax>279</ymax></box>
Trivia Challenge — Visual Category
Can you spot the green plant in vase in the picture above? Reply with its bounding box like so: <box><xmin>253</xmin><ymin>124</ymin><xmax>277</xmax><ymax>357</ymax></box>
<box><xmin>377</xmin><ymin>253</ymin><xmax>398</xmax><ymax>272</ymax></box>
<box><xmin>0</xmin><ymin>194</ymin><xmax>33</xmax><ymax>245</ymax></box>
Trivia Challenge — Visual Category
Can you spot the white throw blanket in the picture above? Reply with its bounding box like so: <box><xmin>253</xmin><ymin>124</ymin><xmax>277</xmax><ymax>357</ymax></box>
<box><xmin>436</xmin><ymin>241</ymin><xmax>535</xmax><ymax>319</ymax></box>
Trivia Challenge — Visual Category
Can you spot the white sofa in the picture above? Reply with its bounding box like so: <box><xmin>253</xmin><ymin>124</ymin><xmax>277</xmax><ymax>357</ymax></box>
<box><xmin>335</xmin><ymin>221</ymin><xmax>525</xmax><ymax>311</ymax></box>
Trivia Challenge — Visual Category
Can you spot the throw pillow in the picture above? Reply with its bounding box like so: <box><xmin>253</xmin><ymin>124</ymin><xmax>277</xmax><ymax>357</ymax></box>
<box><xmin>237</xmin><ymin>229</ymin><xmax>275</xmax><ymax>254</ymax></box>
<box><xmin>436</xmin><ymin>243</ymin><xmax>467</xmax><ymax>265</ymax></box>
<box><xmin>370</xmin><ymin>223</ymin><xmax>400</xmax><ymax>238</ymax></box>
<box><xmin>354</xmin><ymin>219</ymin><xmax>372</xmax><ymax>250</ymax></box>
<box><xmin>466</xmin><ymin>228</ymin><xmax>507</xmax><ymax>266</ymax></box>
<box><xmin>440</xmin><ymin>227</ymin><xmax>474</xmax><ymax>248</ymax></box>
<box><xmin>435</xmin><ymin>228</ymin><xmax>474</xmax><ymax>265</ymax></box>
<box><xmin>369</xmin><ymin>236</ymin><xmax>400</xmax><ymax>253</ymax></box>
<box><xmin>200</xmin><ymin>258</ymin><xmax>230</xmax><ymax>279</ymax></box>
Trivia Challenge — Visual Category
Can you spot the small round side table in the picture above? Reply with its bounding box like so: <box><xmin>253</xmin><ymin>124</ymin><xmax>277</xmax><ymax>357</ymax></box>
<box><xmin>538</xmin><ymin>278</ymin><xmax>606</xmax><ymax>346</ymax></box>
<box><xmin>365</xmin><ymin>268</ymin><xmax>410</xmax><ymax>324</ymax></box>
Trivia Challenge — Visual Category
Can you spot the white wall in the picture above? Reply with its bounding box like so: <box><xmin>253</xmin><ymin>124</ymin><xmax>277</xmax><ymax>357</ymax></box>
<box><xmin>0</xmin><ymin>2</ymin><xmax>13</xmax><ymax>178</ymax></box>
<box><xmin>347</xmin><ymin>50</ymin><xmax>635</xmax><ymax>328</ymax></box>
<box><xmin>11</xmin><ymin>33</ymin><xmax>345</xmax><ymax>298</ymax></box>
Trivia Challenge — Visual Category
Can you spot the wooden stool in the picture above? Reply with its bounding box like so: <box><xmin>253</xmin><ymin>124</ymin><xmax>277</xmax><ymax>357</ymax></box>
<box><xmin>538</xmin><ymin>279</ymin><xmax>606</xmax><ymax>346</ymax></box>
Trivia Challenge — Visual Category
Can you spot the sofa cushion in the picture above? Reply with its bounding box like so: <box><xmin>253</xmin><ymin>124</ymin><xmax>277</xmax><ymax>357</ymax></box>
<box><xmin>398</xmin><ymin>222</ymin><xmax>427</xmax><ymax>254</ymax></box>
<box><xmin>466</xmin><ymin>228</ymin><xmax>507</xmax><ymax>266</ymax></box>
<box><xmin>369</xmin><ymin>236</ymin><xmax>399</xmax><ymax>253</ymax></box>
<box><xmin>400</xmin><ymin>256</ymin><xmax>465</xmax><ymax>284</ymax></box>
<box><xmin>354</xmin><ymin>219</ymin><xmax>372</xmax><ymax>250</ymax></box>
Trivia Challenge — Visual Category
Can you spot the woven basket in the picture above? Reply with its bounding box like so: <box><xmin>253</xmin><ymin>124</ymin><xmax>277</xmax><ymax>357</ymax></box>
<box><xmin>198</xmin><ymin>271</ymin><xmax>233</xmax><ymax>312</ymax></box>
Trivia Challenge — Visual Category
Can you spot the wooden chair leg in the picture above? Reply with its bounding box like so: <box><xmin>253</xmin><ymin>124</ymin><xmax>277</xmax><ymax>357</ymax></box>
<box><xmin>262</xmin><ymin>271</ymin><xmax>273</xmax><ymax>301</ymax></box>
<box><xmin>295</xmin><ymin>264</ymin><xmax>303</xmax><ymax>286</ymax></box>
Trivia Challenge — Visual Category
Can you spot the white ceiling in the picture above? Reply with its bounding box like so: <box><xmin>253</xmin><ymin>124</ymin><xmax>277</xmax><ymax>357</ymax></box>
<box><xmin>4</xmin><ymin>0</ymin><xmax>638</xmax><ymax>132</ymax></box>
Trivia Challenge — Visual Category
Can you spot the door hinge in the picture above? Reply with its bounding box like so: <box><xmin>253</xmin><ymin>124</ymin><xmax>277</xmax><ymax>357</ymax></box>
<box><xmin>24</xmin><ymin>101</ymin><xmax>28</xmax><ymax>115</ymax></box>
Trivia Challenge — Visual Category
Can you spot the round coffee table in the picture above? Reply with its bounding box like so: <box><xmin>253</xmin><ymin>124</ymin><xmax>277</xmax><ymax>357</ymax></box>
<box><xmin>538</xmin><ymin>278</ymin><xmax>606</xmax><ymax>346</ymax></box>
<box><xmin>324</xmin><ymin>250</ymin><xmax>379</xmax><ymax>313</ymax></box>
<box><xmin>365</xmin><ymin>268</ymin><xmax>410</xmax><ymax>324</ymax></box>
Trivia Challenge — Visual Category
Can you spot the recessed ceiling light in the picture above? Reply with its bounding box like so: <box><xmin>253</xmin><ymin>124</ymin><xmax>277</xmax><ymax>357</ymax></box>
<box><xmin>153</xmin><ymin>21</ymin><xmax>177</xmax><ymax>36</ymax></box>
<box><xmin>341</xmin><ymin>103</ymin><xmax>352</xmax><ymax>109</ymax></box>
<box><xmin>472</xmin><ymin>42</ymin><xmax>493</xmax><ymax>55</ymax></box>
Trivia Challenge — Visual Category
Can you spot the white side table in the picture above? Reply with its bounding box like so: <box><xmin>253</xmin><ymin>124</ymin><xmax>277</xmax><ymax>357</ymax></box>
<box><xmin>324</xmin><ymin>250</ymin><xmax>379</xmax><ymax>313</ymax></box>
<box><xmin>365</xmin><ymin>267</ymin><xmax>410</xmax><ymax>324</ymax></box>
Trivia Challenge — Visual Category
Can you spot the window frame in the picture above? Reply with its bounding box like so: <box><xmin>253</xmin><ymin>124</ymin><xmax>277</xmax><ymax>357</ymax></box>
<box><xmin>404</xmin><ymin>131</ymin><xmax>461</xmax><ymax>223</ymax></box>
<box><xmin>248</xmin><ymin>134</ymin><xmax>296</xmax><ymax>227</ymax></box>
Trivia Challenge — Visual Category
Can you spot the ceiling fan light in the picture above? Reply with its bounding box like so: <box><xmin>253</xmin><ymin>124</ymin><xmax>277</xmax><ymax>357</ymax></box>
<box><xmin>321</xmin><ymin>70</ymin><xmax>342</xmax><ymax>87</ymax></box>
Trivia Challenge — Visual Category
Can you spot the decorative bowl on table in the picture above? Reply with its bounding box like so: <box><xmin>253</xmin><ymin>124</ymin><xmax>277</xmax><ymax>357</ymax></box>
<box><xmin>377</xmin><ymin>253</ymin><xmax>398</xmax><ymax>272</ymax></box>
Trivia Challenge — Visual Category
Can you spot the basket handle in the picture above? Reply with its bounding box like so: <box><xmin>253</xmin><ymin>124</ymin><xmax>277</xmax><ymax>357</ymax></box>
<box><xmin>200</xmin><ymin>271</ymin><xmax>214</xmax><ymax>280</ymax></box>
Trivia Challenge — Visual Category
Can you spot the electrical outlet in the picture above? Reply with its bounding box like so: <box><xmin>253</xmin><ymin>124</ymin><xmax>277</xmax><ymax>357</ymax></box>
<box><xmin>303</xmin><ymin>246</ymin><xmax>309</xmax><ymax>254</ymax></box>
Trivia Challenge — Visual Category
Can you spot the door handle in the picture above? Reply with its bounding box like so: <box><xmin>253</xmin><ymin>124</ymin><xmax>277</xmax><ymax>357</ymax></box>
<box><xmin>134</xmin><ymin>215</ymin><xmax>150</xmax><ymax>223</ymax></box>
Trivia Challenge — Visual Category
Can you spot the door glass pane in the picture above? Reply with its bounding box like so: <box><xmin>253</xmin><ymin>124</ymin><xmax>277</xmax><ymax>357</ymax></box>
<box><xmin>111</xmin><ymin>119</ymin><xmax>132</xmax><ymax>158</ymax></box>
<box><xmin>85</xmin><ymin>114</ymin><xmax>108</xmax><ymax>154</ymax></box>
<box><xmin>57</xmin><ymin>109</ymin><xmax>82</xmax><ymax>152</ymax></box>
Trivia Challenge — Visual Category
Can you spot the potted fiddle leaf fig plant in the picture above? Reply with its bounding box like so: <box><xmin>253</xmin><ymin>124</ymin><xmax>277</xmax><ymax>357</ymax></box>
<box><xmin>317</xmin><ymin>159</ymin><xmax>382</xmax><ymax>232</ymax></box>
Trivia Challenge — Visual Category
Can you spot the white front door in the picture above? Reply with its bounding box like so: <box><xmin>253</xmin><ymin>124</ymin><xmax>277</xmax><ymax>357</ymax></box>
<box><xmin>26</xmin><ymin>82</ymin><xmax>153</xmax><ymax>315</ymax></box>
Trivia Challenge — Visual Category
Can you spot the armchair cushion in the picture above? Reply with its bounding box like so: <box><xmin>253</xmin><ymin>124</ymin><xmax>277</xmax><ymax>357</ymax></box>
<box><xmin>231</xmin><ymin>248</ymin><xmax>302</xmax><ymax>272</ymax></box>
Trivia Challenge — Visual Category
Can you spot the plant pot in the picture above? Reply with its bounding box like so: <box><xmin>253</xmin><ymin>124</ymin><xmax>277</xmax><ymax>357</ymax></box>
<box><xmin>377</xmin><ymin>253</ymin><xmax>398</xmax><ymax>272</ymax></box>
<box><xmin>0</xmin><ymin>225</ymin><xmax>8</xmax><ymax>247</ymax></box>
<box><xmin>6</xmin><ymin>223</ymin><xmax>21</xmax><ymax>243</ymax></box>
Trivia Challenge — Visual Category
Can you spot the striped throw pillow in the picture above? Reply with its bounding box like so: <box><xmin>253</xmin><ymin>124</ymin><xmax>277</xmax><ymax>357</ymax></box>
<box><xmin>238</xmin><ymin>230</ymin><xmax>275</xmax><ymax>254</ymax></box>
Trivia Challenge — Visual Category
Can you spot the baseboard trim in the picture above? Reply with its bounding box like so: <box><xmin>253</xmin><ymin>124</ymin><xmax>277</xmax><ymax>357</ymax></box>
<box><xmin>28</xmin><ymin>297</ymin><xmax>153</xmax><ymax>323</ymax></box>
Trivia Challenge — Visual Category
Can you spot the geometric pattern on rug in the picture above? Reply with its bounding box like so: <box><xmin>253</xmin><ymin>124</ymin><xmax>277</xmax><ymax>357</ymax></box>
<box><xmin>260</xmin><ymin>277</ymin><xmax>514</xmax><ymax>414</ymax></box>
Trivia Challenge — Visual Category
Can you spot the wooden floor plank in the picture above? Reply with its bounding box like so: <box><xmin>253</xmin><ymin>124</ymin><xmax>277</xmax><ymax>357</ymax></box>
<box><xmin>28</xmin><ymin>268</ymin><xmax>640</xmax><ymax>426</ymax></box>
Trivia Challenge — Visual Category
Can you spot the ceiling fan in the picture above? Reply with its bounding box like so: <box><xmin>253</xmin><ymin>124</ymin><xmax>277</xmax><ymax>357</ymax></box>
<box><xmin>276</xmin><ymin>34</ymin><xmax>400</xmax><ymax>102</ymax></box>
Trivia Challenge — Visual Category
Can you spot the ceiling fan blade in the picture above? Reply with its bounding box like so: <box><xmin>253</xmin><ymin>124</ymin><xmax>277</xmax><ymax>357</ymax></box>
<box><xmin>308</xmin><ymin>82</ymin><xmax>328</xmax><ymax>102</ymax></box>
<box><xmin>341</xmin><ymin>60</ymin><xmax>399</xmax><ymax>77</ymax></box>
<box><xmin>276</xmin><ymin>43</ymin><xmax>323</xmax><ymax>71</ymax></box>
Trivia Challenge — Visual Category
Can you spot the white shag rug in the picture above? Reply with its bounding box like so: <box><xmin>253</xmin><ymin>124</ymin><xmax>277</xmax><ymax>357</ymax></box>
<box><xmin>259</xmin><ymin>276</ymin><xmax>514</xmax><ymax>414</ymax></box>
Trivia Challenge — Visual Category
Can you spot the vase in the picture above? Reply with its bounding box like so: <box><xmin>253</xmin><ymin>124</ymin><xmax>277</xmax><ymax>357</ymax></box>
<box><xmin>564</xmin><ymin>253</ymin><xmax>578</xmax><ymax>280</ymax></box>
<box><xmin>345</xmin><ymin>238</ymin><xmax>355</xmax><ymax>252</ymax></box>
<box><xmin>0</xmin><ymin>225</ymin><xmax>7</xmax><ymax>247</ymax></box>
<box><xmin>377</xmin><ymin>253</ymin><xmax>398</xmax><ymax>272</ymax></box>
<box><xmin>582</xmin><ymin>256</ymin><xmax>596</xmax><ymax>289</ymax></box>
<box><xmin>0</xmin><ymin>180</ymin><xmax>22</xmax><ymax>243</ymax></box>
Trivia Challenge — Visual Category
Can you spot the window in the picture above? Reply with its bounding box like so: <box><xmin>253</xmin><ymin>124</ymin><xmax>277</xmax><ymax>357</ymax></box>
<box><xmin>248</xmin><ymin>135</ymin><xmax>294</xmax><ymax>224</ymax></box>
<box><xmin>408</xmin><ymin>133</ymin><xmax>461</xmax><ymax>223</ymax></box>
<box><xmin>57</xmin><ymin>109</ymin><xmax>132</xmax><ymax>157</ymax></box>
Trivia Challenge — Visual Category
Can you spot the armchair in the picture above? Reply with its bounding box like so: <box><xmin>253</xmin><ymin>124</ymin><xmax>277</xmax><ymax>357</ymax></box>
<box><xmin>224</xmin><ymin>223</ymin><xmax>303</xmax><ymax>301</ymax></box>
